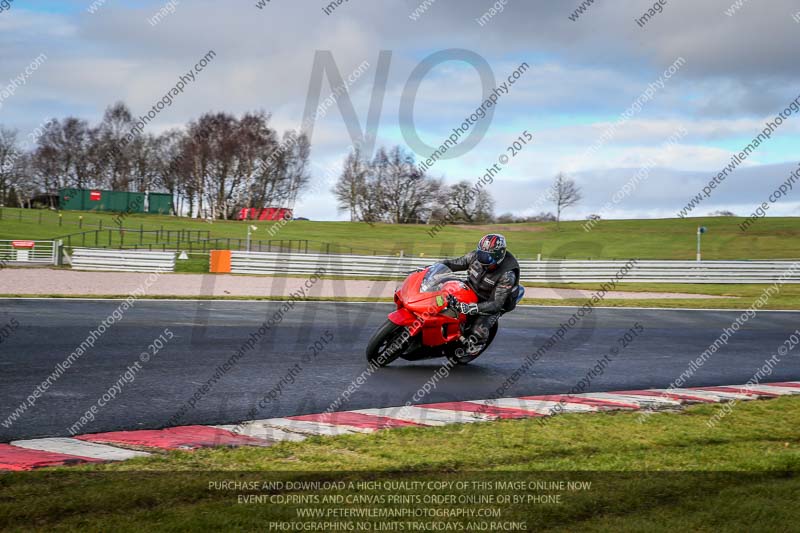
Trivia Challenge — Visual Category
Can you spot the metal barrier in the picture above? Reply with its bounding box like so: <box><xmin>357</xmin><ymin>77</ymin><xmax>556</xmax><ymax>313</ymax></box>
<box><xmin>520</xmin><ymin>260</ymin><xmax>800</xmax><ymax>284</ymax></box>
<box><xmin>230</xmin><ymin>251</ymin><xmax>433</xmax><ymax>278</ymax></box>
<box><xmin>71</xmin><ymin>248</ymin><xmax>176</xmax><ymax>273</ymax></box>
<box><xmin>226</xmin><ymin>251</ymin><xmax>800</xmax><ymax>284</ymax></box>
<box><xmin>0</xmin><ymin>240</ymin><xmax>58</xmax><ymax>266</ymax></box>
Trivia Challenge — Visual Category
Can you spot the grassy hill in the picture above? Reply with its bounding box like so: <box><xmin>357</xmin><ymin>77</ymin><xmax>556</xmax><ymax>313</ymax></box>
<box><xmin>1</xmin><ymin>207</ymin><xmax>799</xmax><ymax>260</ymax></box>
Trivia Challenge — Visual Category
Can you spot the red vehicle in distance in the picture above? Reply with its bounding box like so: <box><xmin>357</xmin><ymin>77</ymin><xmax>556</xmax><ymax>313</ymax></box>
<box><xmin>238</xmin><ymin>207</ymin><xmax>292</xmax><ymax>221</ymax></box>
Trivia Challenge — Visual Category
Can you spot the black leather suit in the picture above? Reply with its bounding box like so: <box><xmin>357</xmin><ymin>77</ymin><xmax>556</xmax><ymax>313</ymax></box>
<box><xmin>440</xmin><ymin>251</ymin><xmax>520</xmax><ymax>344</ymax></box>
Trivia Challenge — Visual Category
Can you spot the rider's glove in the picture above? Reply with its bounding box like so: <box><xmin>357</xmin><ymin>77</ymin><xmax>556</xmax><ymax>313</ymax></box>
<box><xmin>457</xmin><ymin>302</ymin><xmax>479</xmax><ymax>315</ymax></box>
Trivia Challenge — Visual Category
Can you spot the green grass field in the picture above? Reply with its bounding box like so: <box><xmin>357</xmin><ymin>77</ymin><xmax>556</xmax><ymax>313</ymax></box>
<box><xmin>2</xmin><ymin>397</ymin><xmax>799</xmax><ymax>531</ymax></box>
<box><xmin>2</xmin><ymin>207</ymin><xmax>800</xmax><ymax>260</ymax></box>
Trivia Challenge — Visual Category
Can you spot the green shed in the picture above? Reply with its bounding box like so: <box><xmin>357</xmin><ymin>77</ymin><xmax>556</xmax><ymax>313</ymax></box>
<box><xmin>147</xmin><ymin>192</ymin><xmax>173</xmax><ymax>215</ymax></box>
<box><xmin>58</xmin><ymin>189</ymin><xmax>171</xmax><ymax>214</ymax></box>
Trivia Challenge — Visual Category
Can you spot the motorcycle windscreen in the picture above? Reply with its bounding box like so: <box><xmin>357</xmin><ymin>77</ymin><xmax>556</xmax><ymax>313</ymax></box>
<box><xmin>419</xmin><ymin>263</ymin><xmax>461</xmax><ymax>292</ymax></box>
<box><xmin>398</xmin><ymin>265</ymin><xmax>475</xmax><ymax>310</ymax></box>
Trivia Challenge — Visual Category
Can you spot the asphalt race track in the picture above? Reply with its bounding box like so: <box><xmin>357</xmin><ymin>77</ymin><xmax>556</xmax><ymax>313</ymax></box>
<box><xmin>1</xmin><ymin>299</ymin><xmax>799</xmax><ymax>441</ymax></box>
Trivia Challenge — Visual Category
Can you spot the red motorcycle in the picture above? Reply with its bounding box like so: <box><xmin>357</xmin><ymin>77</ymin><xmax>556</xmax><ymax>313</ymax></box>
<box><xmin>366</xmin><ymin>264</ymin><xmax>520</xmax><ymax>367</ymax></box>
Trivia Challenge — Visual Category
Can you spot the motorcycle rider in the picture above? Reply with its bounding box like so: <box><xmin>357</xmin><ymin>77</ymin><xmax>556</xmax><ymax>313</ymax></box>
<box><xmin>439</xmin><ymin>234</ymin><xmax>522</xmax><ymax>355</ymax></box>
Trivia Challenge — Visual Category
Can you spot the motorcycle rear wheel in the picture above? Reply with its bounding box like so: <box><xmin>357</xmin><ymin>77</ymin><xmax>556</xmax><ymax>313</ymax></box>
<box><xmin>365</xmin><ymin>320</ymin><xmax>410</xmax><ymax>367</ymax></box>
<box><xmin>446</xmin><ymin>321</ymin><xmax>498</xmax><ymax>366</ymax></box>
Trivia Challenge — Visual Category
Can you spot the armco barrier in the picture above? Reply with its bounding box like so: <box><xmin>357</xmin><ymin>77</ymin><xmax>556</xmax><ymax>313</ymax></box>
<box><xmin>228</xmin><ymin>251</ymin><xmax>435</xmax><ymax>278</ymax></box>
<box><xmin>520</xmin><ymin>260</ymin><xmax>800</xmax><ymax>284</ymax></box>
<box><xmin>221</xmin><ymin>251</ymin><xmax>800</xmax><ymax>284</ymax></box>
<box><xmin>71</xmin><ymin>248</ymin><xmax>176</xmax><ymax>273</ymax></box>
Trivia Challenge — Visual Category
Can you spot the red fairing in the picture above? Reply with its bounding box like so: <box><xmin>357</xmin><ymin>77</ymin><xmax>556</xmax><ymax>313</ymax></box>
<box><xmin>395</xmin><ymin>270</ymin><xmax>426</xmax><ymax>308</ymax></box>
<box><xmin>388</xmin><ymin>308</ymin><xmax>416</xmax><ymax>326</ymax></box>
<box><xmin>421</xmin><ymin>313</ymin><xmax>462</xmax><ymax>346</ymax></box>
<box><xmin>389</xmin><ymin>267</ymin><xmax>478</xmax><ymax>346</ymax></box>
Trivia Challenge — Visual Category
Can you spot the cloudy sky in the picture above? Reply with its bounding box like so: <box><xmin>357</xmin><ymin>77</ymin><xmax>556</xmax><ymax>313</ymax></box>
<box><xmin>1</xmin><ymin>0</ymin><xmax>799</xmax><ymax>220</ymax></box>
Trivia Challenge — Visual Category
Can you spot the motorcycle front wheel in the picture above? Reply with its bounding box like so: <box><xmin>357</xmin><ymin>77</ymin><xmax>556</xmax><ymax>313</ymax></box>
<box><xmin>365</xmin><ymin>319</ymin><xmax>410</xmax><ymax>367</ymax></box>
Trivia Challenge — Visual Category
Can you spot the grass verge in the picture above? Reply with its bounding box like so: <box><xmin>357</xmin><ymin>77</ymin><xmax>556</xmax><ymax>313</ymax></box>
<box><xmin>3</xmin><ymin>207</ymin><xmax>800</xmax><ymax>260</ymax></box>
<box><xmin>5</xmin><ymin>281</ymin><xmax>800</xmax><ymax>310</ymax></box>
<box><xmin>1</xmin><ymin>397</ymin><xmax>799</xmax><ymax>531</ymax></box>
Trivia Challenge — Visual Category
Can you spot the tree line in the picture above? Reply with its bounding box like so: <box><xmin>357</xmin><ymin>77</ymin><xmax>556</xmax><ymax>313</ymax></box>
<box><xmin>0</xmin><ymin>102</ymin><xmax>310</xmax><ymax>219</ymax></box>
<box><xmin>0</xmin><ymin>101</ymin><xmax>588</xmax><ymax>226</ymax></box>
<box><xmin>332</xmin><ymin>146</ymin><xmax>494</xmax><ymax>225</ymax></box>
<box><xmin>332</xmin><ymin>149</ymin><xmax>585</xmax><ymax>226</ymax></box>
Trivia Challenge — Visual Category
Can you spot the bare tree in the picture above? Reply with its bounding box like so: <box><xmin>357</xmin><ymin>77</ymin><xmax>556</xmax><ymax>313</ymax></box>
<box><xmin>11</xmin><ymin>153</ymin><xmax>37</xmax><ymax>208</ymax></box>
<box><xmin>517</xmin><ymin>211</ymin><xmax>556</xmax><ymax>223</ymax></box>
<box><xmin>332</xmin><ymin>145</ymin><xmax>441</xmax><ymax>224</ymax></box>
<box><xmin>551</xmin><ymin>173</ymin><xmax>582</xmax><ymax>228</ymax></box>
<box><xmin>30</xmin><ymin>131</ymin><xmax>62</xmax><ymax>207</ymax></box>
<box><xmin>443</xmin><ymin>180</ymin><xmax>494</xmax><ymax>223</ymax></box>
<box><xmin>333</xmin><ymin>148</ymin><xmax>368</xmax><ymax>221</ymax></box>
<box><xmin>280</xmin><ymin>131</ymin><xmax>311</xmax><ymax>210</ymax></box>
<box><xmin>63</xmin><ymin>117</ymin><xmax>93</xmax><ymax>189</ymax></box>
<box><xmin>130</xmin><ymin>134</ymin><xmax>163</xmax><ymax>193</ymax></box>
<box><xmin>178</xmin><ymin>112</ymin><xmax>309</xmax><ymax>219</ymax></box>
<box><xmin>236</xmin><ymin>111</ymin><xmax>275</xmax><ymax>214</ymax></box>
<box><xmin>379</xmin><ymin>146</ymin><xmax>440</xmax><ymax>224</ymax></box>
<box><xmin>0</xmin><ymin>127</ymin><xmax>19</xmax><ymax>206</ymax></box>
<box><xmin>249</xmin><ymin>129</ymin><xmax>310</xmax><ymax>217</ymax></box>
<box><xmin>93</xmin><ymin>102</ymin><xmax>136</xmax><ymax>190</ymax></box>
<box><xmin>31</xmin><ymin>117</ymin><xmax>93</xmax><ymax>194</ymax></box>
<box><xmin>151</xmin><ymin>129</ymin><xmax>186</xmax><ymax>214</ymax></box>
<box><xmin>206</xmin><ymin>112</ymin><xmax>239</xmax><ymax>219</ymax></box>
<box><xmin>495</xmin><ymin>212</ymin><xmax>517</xmax><ymax>224</ymax></box>
<box><xmin>2</xmin><ymin>103</ymin><xmax>311</xmax><ymax>217</ymax></box>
